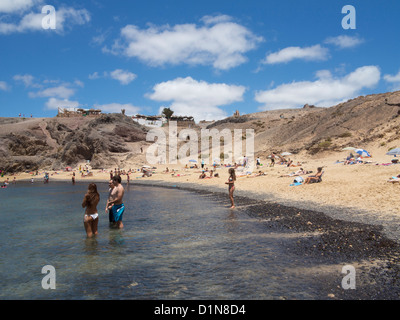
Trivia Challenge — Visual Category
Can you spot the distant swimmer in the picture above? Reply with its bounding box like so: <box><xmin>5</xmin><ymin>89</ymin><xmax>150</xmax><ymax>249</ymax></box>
<box><xmin>225</xmin><ymin>168</ymin><xmax>236</xmax><ymax>209</ymax></box>
<box><xmin>82</xmin><ymin>183</ymin><xmax>100</xmax><ymax>238</ymax></box>
<box><xmin>108</xmin><ymin>175</ymin><xmax>125</xmax><ymax>229</ymax></box>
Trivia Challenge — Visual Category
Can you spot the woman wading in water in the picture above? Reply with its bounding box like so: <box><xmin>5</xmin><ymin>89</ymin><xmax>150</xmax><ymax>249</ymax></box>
<box><xmin>82</xmin><ymin>183</ymin><xmax>100</xmax><ymax>237</ymax></box>
<box><xmin>225</xmin><ymin>168</ymin><xmax>236</xmax><ymax>208</ymax></box>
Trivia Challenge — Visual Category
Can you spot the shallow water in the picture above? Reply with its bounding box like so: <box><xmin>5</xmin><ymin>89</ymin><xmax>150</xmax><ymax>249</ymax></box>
<box><xmin>0</xmin><ymin>181</ymin><xmax>345</xmax><ymax>299</ymax></box>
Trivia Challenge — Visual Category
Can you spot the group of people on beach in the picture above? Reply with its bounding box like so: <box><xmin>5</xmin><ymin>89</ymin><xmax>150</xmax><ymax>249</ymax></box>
<box><xmin>82</xmin><ymin>175</ymin><xmax>125</xmax><ymax>238</ymax></box>
<box><xmin>224</xmin><ymin>165</ymin><xmax>324</xmax><ymax>208</ymax></box>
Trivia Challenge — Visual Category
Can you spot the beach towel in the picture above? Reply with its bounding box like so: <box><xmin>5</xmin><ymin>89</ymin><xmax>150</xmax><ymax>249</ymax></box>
<box><xmin>294</xmin><ymin>176</ymin><xmax>304</xmax><ymax>183</ymax></box>
<box><xmin>290</xmin><ymin>182</ymin><xmax>303</xmax><ymax>186</ymax></box>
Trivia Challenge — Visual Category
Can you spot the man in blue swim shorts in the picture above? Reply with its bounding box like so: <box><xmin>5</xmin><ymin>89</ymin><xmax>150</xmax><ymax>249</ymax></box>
<box><xmin>107</xmin><ymin>175</ymin><xmax>125</xmax><ymax>229</ymax></box>
<box><xmin>112</xmin><ymin>203</ymin><xmax>125</xmax><ymax>223</ymax></box>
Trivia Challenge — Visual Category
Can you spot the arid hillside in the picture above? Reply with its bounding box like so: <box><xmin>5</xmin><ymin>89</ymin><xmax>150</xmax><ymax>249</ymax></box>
<box><xmin>1</xmin><ymin>90</ymin><xmax>400</xmax><ymax>173</ymax></box>
<box><xmin>0</xmin><ymin>114</ymin><xmax>149</xmax><ymax>173</ymax></box>
<box><xmin>207</xmin><ymin>90</ymin><xmax>400</xmax><ymax>158</ymax></box>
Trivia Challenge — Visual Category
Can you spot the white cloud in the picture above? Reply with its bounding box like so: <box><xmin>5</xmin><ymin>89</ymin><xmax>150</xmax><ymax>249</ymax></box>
<box><xmin>25</xmin><ymin>79</ymin><xmax>84</xmax><ymax>110</ymax></box>
<box><xmin>94</xmin><ymin>103</ymin><xmax>140</xmax><ymax>116</ymax></box>
<box><xmin>324</xmin><ymin>35</ymin><xmax>364</xmax><ymax>49</ymax></box>
<box><xmin>109</xmin><ymin>69</ymin><xmax>137</xmax><ymax>85</ymax></box>
<box><xmin>200</xmin><ymin>14</ymin><xmax>233</xmax><ymax>25</ymax></box>
<box><xmin>55</xmin><ymin>7</ymin><xmax>90</xmax><ymax>33</ymax></box>
<box><xmin>0</xmin><ymin>81</ymin><xmax>10</xmax><ymax>91</ymax></box>
<box><xmin>147</xmin><ymin>77</ymin><xmax>246</xmax><ymax>121</ymax></box>
<box><xmin>74</xmin><ymin>80</ymin><xmax>84</xmax><ymax>88</ymax></box>
<box><xmin>0</xmin><ymin>6</ymin><xmax>90</xmax><ymax>34</ymax></box>
<box><xmin>46</xmin><ymin>97</ymin><xmax>79</xmax><ymax>110</ymax></box>
<box><xmin>107</xmin><ymin>15</ymin><xmax>263</xmax><ymax>70</ymax></box>
<box><xmin>255</xmin><ymin>66</ymin><xmax>381</xmax><ymax>110</ymax></box>
<box><xmin>262</xmin><ymin>45</ymin><xmax>329</xmax><ymax>65</ymax></box>
<box><xmin>384</xmin><ymin>70</ymin><xmax>400</xmax><ymax>91</ymax></box>
<box><xmin>88</xmin><ymin>72</ymin><xmax>100</xmax><ymax>80</ymax></box>
<box><xmin>29</xmin><ymin>85</ymin><xmax>75</xmax><ymax>99</ymax></box>
<box><xmin>0</xmin><ymin>0</ymin><xmax>39</xmax><ymax>13</ymax></box>
<box><xmin>384</xmin><ymin>70</ymin><xmax>400</xmax><ymax>83</ymax></box>
<box><xmin>13</xmin><ymin>74</ymin><xmax>43</xmax><ymax>88</ymax></box>
<box><xmin>88</xmin><ymin>69</ymin><xmax>137</xmax><ymax>85</ymax></box>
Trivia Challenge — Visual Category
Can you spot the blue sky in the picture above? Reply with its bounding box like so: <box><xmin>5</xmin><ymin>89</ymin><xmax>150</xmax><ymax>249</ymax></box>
<box><xmin>1</xmin><ymin>0</ymin><xmax>400</xmax><ymax>121</ymax></box>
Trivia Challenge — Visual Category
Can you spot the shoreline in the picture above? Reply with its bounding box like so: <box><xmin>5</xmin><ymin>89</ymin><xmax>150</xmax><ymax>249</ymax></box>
<box><xmin>11</xmin><ymin>170</ymin><xmax>400</xmax><ymax>243</ymax></box>
<box><xmin>129</xmin><ymin>179</ymin><xmax>400</xmax><ymax>244</ymax></box>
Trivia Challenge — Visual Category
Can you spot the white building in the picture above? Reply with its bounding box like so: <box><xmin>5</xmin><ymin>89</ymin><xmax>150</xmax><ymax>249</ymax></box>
<box><xmin>132</xmin><ymin>115</ymin><xmax>166</xmax><ymax>127</ymax></box>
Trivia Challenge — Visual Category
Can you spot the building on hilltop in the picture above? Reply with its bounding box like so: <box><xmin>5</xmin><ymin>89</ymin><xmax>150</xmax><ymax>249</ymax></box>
<box><xmin>57</xmin><ymin>107</ymin><xmax>102</xmax><ymax>117</ymax></box>
<box><xmin>132</xmin><ymin>114</ymin><xmax>195</xmax><ymax>127</ymax></box>
<box><xmin>132</xmin><ymin>114</ymin><xmax>166</xmax><ymax>127</ymax></box>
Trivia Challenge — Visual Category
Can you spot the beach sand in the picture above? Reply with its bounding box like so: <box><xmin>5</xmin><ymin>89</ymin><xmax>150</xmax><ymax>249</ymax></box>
<box><xmin>5</xmin><ymin>144</ymin><xmax>400</xmax><ymax>242</ymax></box>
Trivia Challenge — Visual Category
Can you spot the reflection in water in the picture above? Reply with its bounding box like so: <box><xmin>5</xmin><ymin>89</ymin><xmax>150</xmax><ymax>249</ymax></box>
<box><xmin>224</xmin><ymin>211</ymin><xmax>240</xmax><ymax>235</ymax></box>
<box><xmin>108</xmin><ymin>229</ymin><xmax>125</xmax><ymax>247</ymax></box>
<box><xmin>0</xmin><ymin>182</ymin><xmax>341</xmax><ymax>299</ymax></box>
<box><xmin>84</xmin><ymin>237</ymin><xmax>99</xmax><ymax>253</ymax></box>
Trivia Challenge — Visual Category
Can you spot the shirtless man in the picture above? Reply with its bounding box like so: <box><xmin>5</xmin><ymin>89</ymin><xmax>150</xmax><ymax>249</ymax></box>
<box><xmin>107</xmin><ymin>175</ymin><xmax>125</xmax><ymax>229</ymax></box>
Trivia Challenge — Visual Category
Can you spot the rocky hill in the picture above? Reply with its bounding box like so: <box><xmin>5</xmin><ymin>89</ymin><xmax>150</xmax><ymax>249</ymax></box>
<box><xmin>0</xmin><ymin>114</ymin><xmax>149</xmax><ymax>173</ymax></box>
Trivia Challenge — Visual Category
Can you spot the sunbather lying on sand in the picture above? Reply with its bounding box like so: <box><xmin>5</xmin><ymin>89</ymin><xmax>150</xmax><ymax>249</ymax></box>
<box><xmin>247</xmin><ymin>171</ymin><xmax>266</xmax><ymax>178</ymax></box>
<box><xmin>387</xmin><ymin>174</ymin><xmax>400</xmax><ymax>183</ymax></box>
<box><xmin>279</xmin><ymin>168</ymin><xmax>308</xmax><ymax>177</ymax></box>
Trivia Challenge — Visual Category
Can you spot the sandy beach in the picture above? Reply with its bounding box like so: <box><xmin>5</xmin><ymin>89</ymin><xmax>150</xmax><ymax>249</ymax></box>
<box><xmin>5</xmin><ymin>143</ymin><xmax>400</xmax><ymax>242</ymax></box>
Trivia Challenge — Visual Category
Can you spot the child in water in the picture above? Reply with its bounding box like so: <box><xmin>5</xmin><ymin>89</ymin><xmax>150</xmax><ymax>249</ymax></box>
<box><xmin>225</xmin><ymin>168</ymin><xmax>236</xmax><ymax>209</ymax></box>
<box><xmin>82</xmin><ymin>183</ymin><xmax>100</xmax><ymax>237</ymax></box>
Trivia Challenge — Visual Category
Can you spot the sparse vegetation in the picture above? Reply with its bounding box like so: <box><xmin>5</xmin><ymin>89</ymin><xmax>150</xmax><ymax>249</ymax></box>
<box><xmin>338</xmin><ymin>132</ymin><xmax>352</xmax><ymax>138</ymax></box>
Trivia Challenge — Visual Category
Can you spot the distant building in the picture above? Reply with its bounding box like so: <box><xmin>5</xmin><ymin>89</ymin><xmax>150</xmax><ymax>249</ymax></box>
<box><xmin>132</xmin><ymin>114</ymin><xmax>166</xmax><ymax>127</ymax></box>
<box><xmin>57</xmin><ymin>107</ymin><xmax>102</xmax><ymax>117</ymax></box>
<box><xmin>132</xmin><ymin>114</ymin><xmax>195</xmax><ymax>127</ymax></box>
<box><xmin>233</xmin><ymin>110</ymin><xmax>240</xmax><ymax>117</ymax></box>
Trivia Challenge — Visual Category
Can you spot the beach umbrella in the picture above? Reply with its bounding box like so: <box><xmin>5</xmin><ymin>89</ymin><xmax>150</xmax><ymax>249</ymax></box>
<box><xmin>386</xmin><ymin>148</ymin><xmax>400</xmax><ymax>156</ymax></box>
<box><xmin>189</xmin><ymin>159</ymin><xmax>197</xmax><ymax>162</ymax></box>
<box><xmin>355</xmin><ymin>149</ymin><xmax>371</xmax><ymax>157</ymax></box>
<box><xmin>342</xmin><ymin>147</ymin><xmax>357</xmax><ymax>151</ymax></box>
<box><xmin>142</xmin><ymin>165</ymin><xmax>151</xmax><ymax>168</ymax></box>
<box><xmin>281</xmin><ymin>152</ymin><xmax>292</xmax><ymax>156</ymax></box>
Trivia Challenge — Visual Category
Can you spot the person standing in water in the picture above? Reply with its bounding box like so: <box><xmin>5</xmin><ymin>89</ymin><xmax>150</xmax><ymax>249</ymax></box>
<box><xmin>225</xmin><ymin>168</ymin><xmax>236</xmax><ymax>209</ymax></box>
<box><xmin>105</xmin><ymin>179</ymin><xmax>115</xmax><ymax>226</ymax></box>
<box><xmin>108</xmin><ymin>175</ymin><xmax>125</xmax><ymax>229</ymax></box>
<box><xmin>82</xmin><ymin>183</ymin><xmax>100</xmax><ymax>238</ymax></box>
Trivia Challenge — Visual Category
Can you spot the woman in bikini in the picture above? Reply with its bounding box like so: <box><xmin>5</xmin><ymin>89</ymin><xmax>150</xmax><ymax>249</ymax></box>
<box><xmin>82</xmin><ymin>183</ymin><xmax>100</xmax><ymax>237</ymax></box>
<box><xmin>225</xmin><ymin>168</ymin><xmax>236</xmax><ymax>208</ymax></box>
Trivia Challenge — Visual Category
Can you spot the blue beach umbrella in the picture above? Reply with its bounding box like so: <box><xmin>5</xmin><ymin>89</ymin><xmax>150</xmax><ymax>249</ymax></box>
<box><xmin>355</xmin><ymin>149</ymin><xmax>371</xmax><ymax>157</ymax></box>
<box><xmin>189</xmin><ymin>159</ymin><xmax>197</xmax><ymax>162</ymax></box>
<box><xmin>386</xmin><ymin>148</ymin><xmax>400</xmax><ymax>156</ymax></box>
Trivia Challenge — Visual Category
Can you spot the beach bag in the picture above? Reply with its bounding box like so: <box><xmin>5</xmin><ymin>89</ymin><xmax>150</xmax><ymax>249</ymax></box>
<box><xmin>294</xmin><ymin>176</ymin><xmax>304</xmax><ymax>183</ymax></box>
